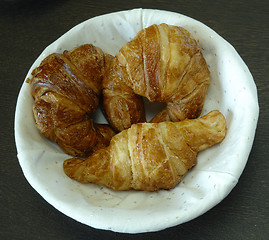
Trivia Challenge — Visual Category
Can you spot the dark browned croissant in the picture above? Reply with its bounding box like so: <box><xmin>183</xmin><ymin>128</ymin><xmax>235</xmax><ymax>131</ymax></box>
<box><xmin>63</xmin><ymin>111</ymin><xmax>227</xmax><ymax>191</ymax></box>
<box><xmin>27</xmin><ymin>44</ymin><xmax>115</xmax><ymax>157</ymax></box>
<box><xmin>102</xmin><ymin>23</ymin><xmax>210</xmax><ymax>132</ymax></box>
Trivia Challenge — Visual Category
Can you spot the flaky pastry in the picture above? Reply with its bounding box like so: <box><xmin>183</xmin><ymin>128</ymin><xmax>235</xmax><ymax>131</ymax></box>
<box><xmin>102</xmin><ymin>23</ymin><xmax>210</xmax><ymax>131</ymax></box>
<box><xmin>63</xmin><ymin>111</ymin><xmax>226</xmax><ymax>191</ymax></box>
<box><xmin>27</xmin><ymin>44</ymin><xmax>115</xmax><ymax>157</ymax></box>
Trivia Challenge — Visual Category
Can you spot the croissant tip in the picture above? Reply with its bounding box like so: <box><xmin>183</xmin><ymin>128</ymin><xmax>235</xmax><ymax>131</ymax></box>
<box><xmin>202</xmin><ymin>110</ymin><xmax>227</xmax><ymax>137</ymax></box>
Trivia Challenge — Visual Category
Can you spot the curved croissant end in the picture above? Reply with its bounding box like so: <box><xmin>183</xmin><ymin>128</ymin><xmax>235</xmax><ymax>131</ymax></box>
<box><xmin>102</xmin><ymin>23</ymin><xmax>210</xmax><ymax>132</ymax></box>
<box><xmin>63</xmin><ymin>110</ymin><xmax>227</xmax><ymax>191</ymax></box>
<box><xmin>27</xmin><ymin>44</ymin><xmax>115</xmax><ymax>157</ymax></box>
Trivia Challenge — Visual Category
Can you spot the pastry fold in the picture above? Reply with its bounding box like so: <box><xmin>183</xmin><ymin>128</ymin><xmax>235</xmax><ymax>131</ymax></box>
<box><xmin>63</xmin><ymin>110</ymin><xmax>226</xmax><ymax>191</ymax></box>
<box><xmin>27</xmin><ymin>44</ymin><xmax>115</xmax><ymax>157</ymax></box>
<box><xmin>102</xmin><ymin>23</ymin><xmax>210</xmax><ymax>131</ymax></box>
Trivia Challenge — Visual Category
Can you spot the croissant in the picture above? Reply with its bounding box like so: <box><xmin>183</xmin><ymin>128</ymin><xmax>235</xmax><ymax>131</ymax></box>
<box><xmin>102</xmin><ymin>23</ymin><xmax>210</xmax><ymax>132</ymax></box>
<box><xmin>63</xmin><ymin>110</ymin><xmax>227</xmax><ymax>191</ymax></box>
<box><xmin>27</xmin><ymin>44</ymin><xmax>115</xmax><ymax>157</ymax></box>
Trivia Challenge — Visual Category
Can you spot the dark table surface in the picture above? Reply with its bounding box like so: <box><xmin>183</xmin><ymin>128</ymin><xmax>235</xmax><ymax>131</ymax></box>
<box><xmin>1</xmin><ymin>0</ymin><xmax>268</xmax><ymax>239</ymax></box>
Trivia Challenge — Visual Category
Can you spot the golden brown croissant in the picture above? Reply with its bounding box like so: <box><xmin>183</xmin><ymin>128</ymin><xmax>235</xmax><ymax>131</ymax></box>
<box><xmin>63</xmin><ymin>110</ymin><xmax>227</xmax><ymax>191</ymax></box>
<box><xmin>27</xmin><ymin>44</ymin><xmax>115</xmax><ymax>157</ymax></box>
<box><xmin>102</xmin><ymin>23</ymin><xmax>210</xmax><ymax>132</ymax></box>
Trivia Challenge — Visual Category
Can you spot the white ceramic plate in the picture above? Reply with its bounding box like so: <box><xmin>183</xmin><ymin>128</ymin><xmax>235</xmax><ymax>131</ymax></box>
<box><xmin>15</xmin><ymin>9</ymin><xmax>259</xmax><ymax>233</ymax></box>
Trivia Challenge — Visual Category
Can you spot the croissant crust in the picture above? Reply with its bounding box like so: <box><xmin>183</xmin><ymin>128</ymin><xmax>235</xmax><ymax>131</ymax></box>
<box><xmin>27</xmin><ymin>44</ymin><xmax>115</xmax><ymax>157</ymax></box>
<box><xmin>63</xmin><ymin>110</ymin><xmax>227</xmax><ymax>191</ymax></box>
<box><xmin>102</xmin><ymin>23</ymin><xmax>210</xmax><ymax>131</ymax></box>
